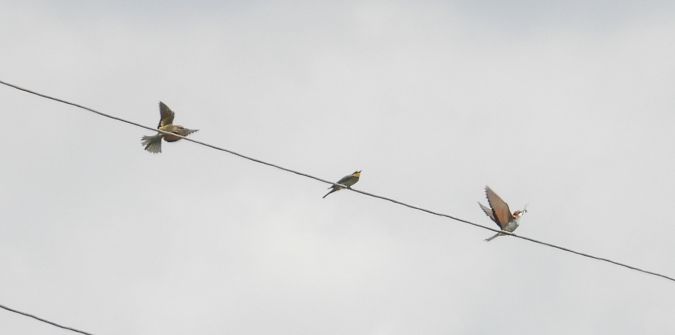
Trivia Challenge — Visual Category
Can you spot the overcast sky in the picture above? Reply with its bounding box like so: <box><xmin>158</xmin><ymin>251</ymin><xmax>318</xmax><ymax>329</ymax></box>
<box><xmin>2</xmin><ymin>1</ymin><xmax>675</xmax><ymax>334</ymax></box>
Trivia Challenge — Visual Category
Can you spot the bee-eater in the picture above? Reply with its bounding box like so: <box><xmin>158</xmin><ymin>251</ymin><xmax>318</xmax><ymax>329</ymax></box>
<box><xmin>141</xmin><ymin>101</ymin><xmax>198</xmax><ymax>153</ymax></box>
<box><xmin>478</xmin><ymin>186</ymin><xmax>527</xmax><ymax>241</ymax></box>
<box><xmin>323</xmin><ymin>170</ymin><xmax>361</xmax><ymax>198</ymax></box>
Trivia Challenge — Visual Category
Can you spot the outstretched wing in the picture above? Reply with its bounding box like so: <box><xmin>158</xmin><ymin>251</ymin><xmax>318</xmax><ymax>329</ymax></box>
<box><xmin>478</xmin><ymin>202</ymin><xmax>500</xmax><ymax>228</ymax></box>
<box><xmin>485</xmin><ymin>186</ymin><xmax>513</xmax><ymax>229</ymax></box>
<box><xmin>158</xmin><ymin>101</ymin><xmax>175</xmax><ymax>128</ymax></box>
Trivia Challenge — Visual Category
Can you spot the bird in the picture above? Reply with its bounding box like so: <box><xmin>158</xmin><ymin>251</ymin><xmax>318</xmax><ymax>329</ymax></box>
<box><xmin>323</xmin><ymin>170</ymin><xmax>361</xmax><ymax>198</ymax></box>
<box><xmin>141</xmin><ymin>101</ymin><xmax>198</xmax><ymax>153</ymax></box>
<box><xmin>478</xmin><ymin>186</ymin><xmax>527</xmax><ymax>241</ymax></box>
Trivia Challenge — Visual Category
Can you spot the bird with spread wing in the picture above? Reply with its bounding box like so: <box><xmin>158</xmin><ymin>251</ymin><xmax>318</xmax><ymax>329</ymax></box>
<box><xmin>141</xmin><ymin>102</ymin><xmax>198</xmax><ymax>153</ymax></box>
<box><xmin>478</xmin><ymin>186</ymin><xmax>527</xmax><ymax>241</ymax></box>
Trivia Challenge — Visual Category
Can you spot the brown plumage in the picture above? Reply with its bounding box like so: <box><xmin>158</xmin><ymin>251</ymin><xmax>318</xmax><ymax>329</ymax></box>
<box><xmin>478</xmin><ymin>186</ymin><xmax>527</xmax><ymax>241</ymax></box>
<box><xmin>141</xmin><ymin>102</ymin><xmax>198</xmax><ymax>153</ymax></box>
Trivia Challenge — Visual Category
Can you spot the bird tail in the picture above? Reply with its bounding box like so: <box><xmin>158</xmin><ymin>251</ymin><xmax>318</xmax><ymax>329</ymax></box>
<box><xmin>141</xmin><ymin>134</ymin><xmax>163</xmax><ymax>153</ymax></box>
<box><xmin>322</xmin><ymin>188</ymin><xmax>338</xmax><ymax>199</ymax></box>
<box><xmin>485</xmin><ymin>232</ymin><xmax>502</xmax><ymax>242</ymax></box>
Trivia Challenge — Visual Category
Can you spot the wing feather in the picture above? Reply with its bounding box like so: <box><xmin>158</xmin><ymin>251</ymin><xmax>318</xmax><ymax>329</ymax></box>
<box><xmin>338</xmin><ymin>177</ymin><xmax>351</xmax><ymax>187</ymax></box>
<box><xmin>478</xmin><ymin>202</ymin><xmax>500</xmax><ymax>228</ymax></box>
<box><xmin>485</xmin><ymin>186</ymin><xmax>513</xmax><ymax>229</ymax></box>
<box><xmin>158</xmin><ymin>102</ymin><xmax>175</xmax><ymax>128</ymax></box>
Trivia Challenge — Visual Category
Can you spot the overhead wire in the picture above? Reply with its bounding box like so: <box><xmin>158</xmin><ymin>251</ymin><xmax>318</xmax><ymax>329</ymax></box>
<box><xmin>1</xmin><ymin>79</ymin><xmax>674</xmax><ymax>286</ymax></box>
<box><xmin>0</xmin><ymin>303</ymin><xmax>93</xmax><ymax>335</ymax></box>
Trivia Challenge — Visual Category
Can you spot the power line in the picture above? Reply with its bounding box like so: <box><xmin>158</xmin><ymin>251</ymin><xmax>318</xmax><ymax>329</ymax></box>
<box><xmin>2</xmin><ymin>79</ymin><xmax>674</xmax><ymax>286</ymax></box>
<box><xmin>0</xmin><ymin>303</ymin><xmax>93</xmax><ymax>335</ymax></box>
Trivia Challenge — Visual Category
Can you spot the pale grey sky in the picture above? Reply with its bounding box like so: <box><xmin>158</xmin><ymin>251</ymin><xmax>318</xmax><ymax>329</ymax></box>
<box><xmin>1</xmin><ymin>1</ymin><xmax>675</xmax><ymax>334</ymax></box>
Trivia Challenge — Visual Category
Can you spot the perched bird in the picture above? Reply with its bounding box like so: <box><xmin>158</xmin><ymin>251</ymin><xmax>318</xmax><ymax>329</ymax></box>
<box><xmin>478</xmin><ymin>186</ymin><xmax>527</xmax><ymax>241</ymax></box>
<box><xmin>141</xmin><ymin>101</ymin><xmax>198</xmax><ymax>153</ymax></box>
<box><xmin>323</xmin><ymin>170</ymin><xmax>361</xmax><ymax>198</ymax></box>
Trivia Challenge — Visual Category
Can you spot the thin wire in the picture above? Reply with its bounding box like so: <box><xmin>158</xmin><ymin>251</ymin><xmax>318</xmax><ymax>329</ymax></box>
<box><xmin>2</xmin><ymin>79</ymin><xmax>674</xmax><ymax>285</ymax></box>
<box><xmin>0</xmin><ymin>304</ymin><xmax>94</xmax><ymax>335</ymax></box>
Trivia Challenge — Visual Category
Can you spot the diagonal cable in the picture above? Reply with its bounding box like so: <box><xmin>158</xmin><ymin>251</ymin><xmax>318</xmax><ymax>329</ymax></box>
<box><xmin>0</xmin><ymin>304</ymin><xmax>93</xmax><ymax>335</ymax></box>
<box><xmin>1</xmin><ymin>78</ymin><xmax>673</xmax><ymax>285</ymax></box>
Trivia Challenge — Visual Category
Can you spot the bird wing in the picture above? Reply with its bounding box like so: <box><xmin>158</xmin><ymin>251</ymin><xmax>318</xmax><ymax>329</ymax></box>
<box><xmin>158</xmin><ymin>102</ymin><xmax>175</xmax><ymax>128</ymax></box>
<box><xmin>336</xmin><ymin>174</ymin><xmax>352</xmax><ymax>185</ymax></box>
<box><xmin>478</xmin><ymin>202</ymin><xmax>500</xmax><ymax>228</ymax></box>
<box><xmin>339</xmin><ymin>174</ymin><xmax>359</xmax><ymax>187</ymax></box>
<box><xmin>485</xmin><ymin>186</ymin><xmax>513</xmax><ymax>229</ymax></box>
<box><xmin>327</xmin><ymin>175</ymin><xmax>348</xmax><ymax>189</ymax></box>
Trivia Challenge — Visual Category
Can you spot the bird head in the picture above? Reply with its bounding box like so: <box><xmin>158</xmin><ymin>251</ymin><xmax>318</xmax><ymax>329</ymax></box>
<box><xmin>352</xmin><ymin>170</ymin><xmax>362</xmax><ymax>177</ymax></box>
<box><xmin>513</xmin><ymin>205</ymin><xmax>528</xmax><ymax>219</ymax></box>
